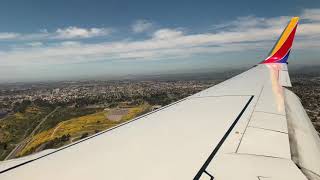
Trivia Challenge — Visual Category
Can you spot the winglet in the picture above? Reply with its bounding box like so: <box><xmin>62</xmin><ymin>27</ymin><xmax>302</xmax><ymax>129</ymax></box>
<box><xmin>261</xmin><ymin>17</ymin><xmax>299</xmax><ymax>64</ymax></box>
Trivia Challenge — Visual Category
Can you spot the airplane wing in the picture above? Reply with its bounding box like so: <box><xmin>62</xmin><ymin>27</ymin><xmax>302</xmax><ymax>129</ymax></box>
<box><xmin>1</xmin><ymin>17</ymin><xmax>320</xmax><ymax>180</ymax></box>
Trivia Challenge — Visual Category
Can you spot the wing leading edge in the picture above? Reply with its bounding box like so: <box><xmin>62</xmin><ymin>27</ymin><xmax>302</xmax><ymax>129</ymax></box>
<box><xmin>1</xmin><ymin>17</ymin><xmax>320</xmax><ymax>180</ymax></box>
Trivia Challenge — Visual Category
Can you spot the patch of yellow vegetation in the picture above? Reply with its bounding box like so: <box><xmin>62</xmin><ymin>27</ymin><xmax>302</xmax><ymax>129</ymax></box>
<box><xmin>14</xmin><ymin>112</ymin><xmax>24</xmax><ymax>119</ymax></box>
<box><xmin>121</xmin><ymin>104</ymin><xmax>150</xmax><ymax>121</ymax></box>
<box><xmin>19</xmin><ymin>104</ymin><xmax>151</xmax><ymax>156</ymax></box>
<box><xmin>19</xmin><ymin>111</ymin><xmax>110</xmax><ymax>156</ymax></box>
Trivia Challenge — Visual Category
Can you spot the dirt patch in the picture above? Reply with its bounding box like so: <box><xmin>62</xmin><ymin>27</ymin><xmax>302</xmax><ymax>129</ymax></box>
<box><xmin>107</xmin><ymin>109</ymin><xmax>128</xmax><ymax>122</ymax></box>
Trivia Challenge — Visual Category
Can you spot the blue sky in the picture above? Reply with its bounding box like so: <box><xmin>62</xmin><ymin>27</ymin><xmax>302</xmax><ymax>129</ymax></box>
<box><xmin>0</xmin><ymin>0</ymin><xmax>320</xmax><ymax>82</ymax></box>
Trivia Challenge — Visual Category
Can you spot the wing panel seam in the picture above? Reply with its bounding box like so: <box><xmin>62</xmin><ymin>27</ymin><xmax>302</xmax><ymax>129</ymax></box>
<box><xmin>193</xmin><ymin>95</ymin><xmax>254</xmax><ymax>180</ymax></box>
<box><xmin>235</xmin><ymin>86</ymin><xmax>264</xmax><ymax>152</ymax></box>
<box><xmin>248</xmin><ymin>126</ymin><xmax>288</xmax><ymax>134</ymax></box>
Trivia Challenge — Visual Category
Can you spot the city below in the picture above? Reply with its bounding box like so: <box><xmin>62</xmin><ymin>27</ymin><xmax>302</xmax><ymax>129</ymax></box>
<box><xmin>0</xmin><ymin>67</ymin><xmax>319</xmax><ymax>161</ymax></box>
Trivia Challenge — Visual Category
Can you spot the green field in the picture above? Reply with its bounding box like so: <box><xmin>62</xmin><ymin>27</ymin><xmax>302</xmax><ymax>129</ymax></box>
<box><xmin>0</xmin><ymin>106</ymin><xmax>53</xmax><ymax>160</ymax></box>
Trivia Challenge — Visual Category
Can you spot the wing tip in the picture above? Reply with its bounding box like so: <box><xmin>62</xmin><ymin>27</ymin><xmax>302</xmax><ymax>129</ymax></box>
<box><xmin>261</xmin><ymin>17</ymin><xmax>299</xmax><ymax>64</ymax></box>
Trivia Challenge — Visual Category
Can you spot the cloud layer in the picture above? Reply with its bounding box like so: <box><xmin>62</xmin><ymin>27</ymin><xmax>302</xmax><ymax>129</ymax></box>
<box><xmin>0</xmin><ymin>27</ymin><xmax>112</xmax><ymax>41</ymax></box>
<box><xmin>1</xmin><ymin>8</ymin><xmax>320</xmax><ymax>69</ymax></box>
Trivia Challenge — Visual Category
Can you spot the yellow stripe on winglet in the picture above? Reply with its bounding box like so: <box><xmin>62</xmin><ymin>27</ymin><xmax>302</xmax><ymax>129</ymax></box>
<box><xmin>270</xmin><ymin>17</ymin><xmax>299</xmax><ymax>56</ymax></box>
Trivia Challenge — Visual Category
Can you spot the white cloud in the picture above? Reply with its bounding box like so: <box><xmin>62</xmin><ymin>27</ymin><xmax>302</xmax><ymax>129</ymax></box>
<box><xmin>152</xmin><ymin>29</ymin><xmax>184</xmax><ymax>39</ymax></box>
<box><xmin>0</xmin><ymin>32</ymin><xmax>20</xmax><ymax>40</ymax></box>
<box><xmin>302</xmin><ymin>9</ymin><xmax>320</xmax><ymax>21</ymax></box>
<box><xmin>132</xmin><ymin>20</ymin><xmax>153</xmax><ymax>33</ymax></box>
<box><xmin>212</xmin><ymin>15</ymin><xmax>290</xmax><ymax>33</ymax></box>
<box><xmin>27</xmin><ymin>42</ymin><xmax>43</xmax><ymax>47</ymax></box>
<box><xmin>0</xmin><ymin>27</ymin><xmax>112</xmax><ymax>41</ymax></box>
<box><xmin>55</xmin><ymin>27</ymin><xmax>112</xmax><ymax>39</ymax></box>
<box><xmin>39</xmin><ymin>29</ymin><xmax>48</xmax><ymax>33</ymax></box>
<box><xmin>59</xmin><ymin>41</ymin><xmax>82</xmax><ymax>47</ymax></box>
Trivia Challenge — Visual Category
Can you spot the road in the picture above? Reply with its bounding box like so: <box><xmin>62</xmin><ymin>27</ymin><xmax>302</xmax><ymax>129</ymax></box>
<box><xmin>4</xmin><ymin>107</ymin><xmax>60</xmax><ymax>160</ymax></box>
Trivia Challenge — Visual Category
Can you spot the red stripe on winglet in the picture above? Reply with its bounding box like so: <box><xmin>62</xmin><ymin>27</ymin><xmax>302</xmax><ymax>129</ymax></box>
<box><xmin>262</xmin><ymin>25</ymin><xmax>297</xmax><ymax>64</ymax></box>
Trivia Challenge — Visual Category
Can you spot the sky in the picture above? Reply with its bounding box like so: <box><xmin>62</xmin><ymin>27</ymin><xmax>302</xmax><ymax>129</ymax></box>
<box><xmin>0</xmin><ymin>0</ymin><xmax>320</xmax><ymax>83</ymax></box>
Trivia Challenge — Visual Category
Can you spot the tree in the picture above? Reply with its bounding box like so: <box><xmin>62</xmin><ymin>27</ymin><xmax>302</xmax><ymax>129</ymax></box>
<box><xmin>12</xmin><ymin>100</ymin><xmax>31</xmax><ymax>113</ymax></box>
<box><xmin>0</xmin><ymin>142</ymin><xmax>7</xmax><ymax>150</ymax></box>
